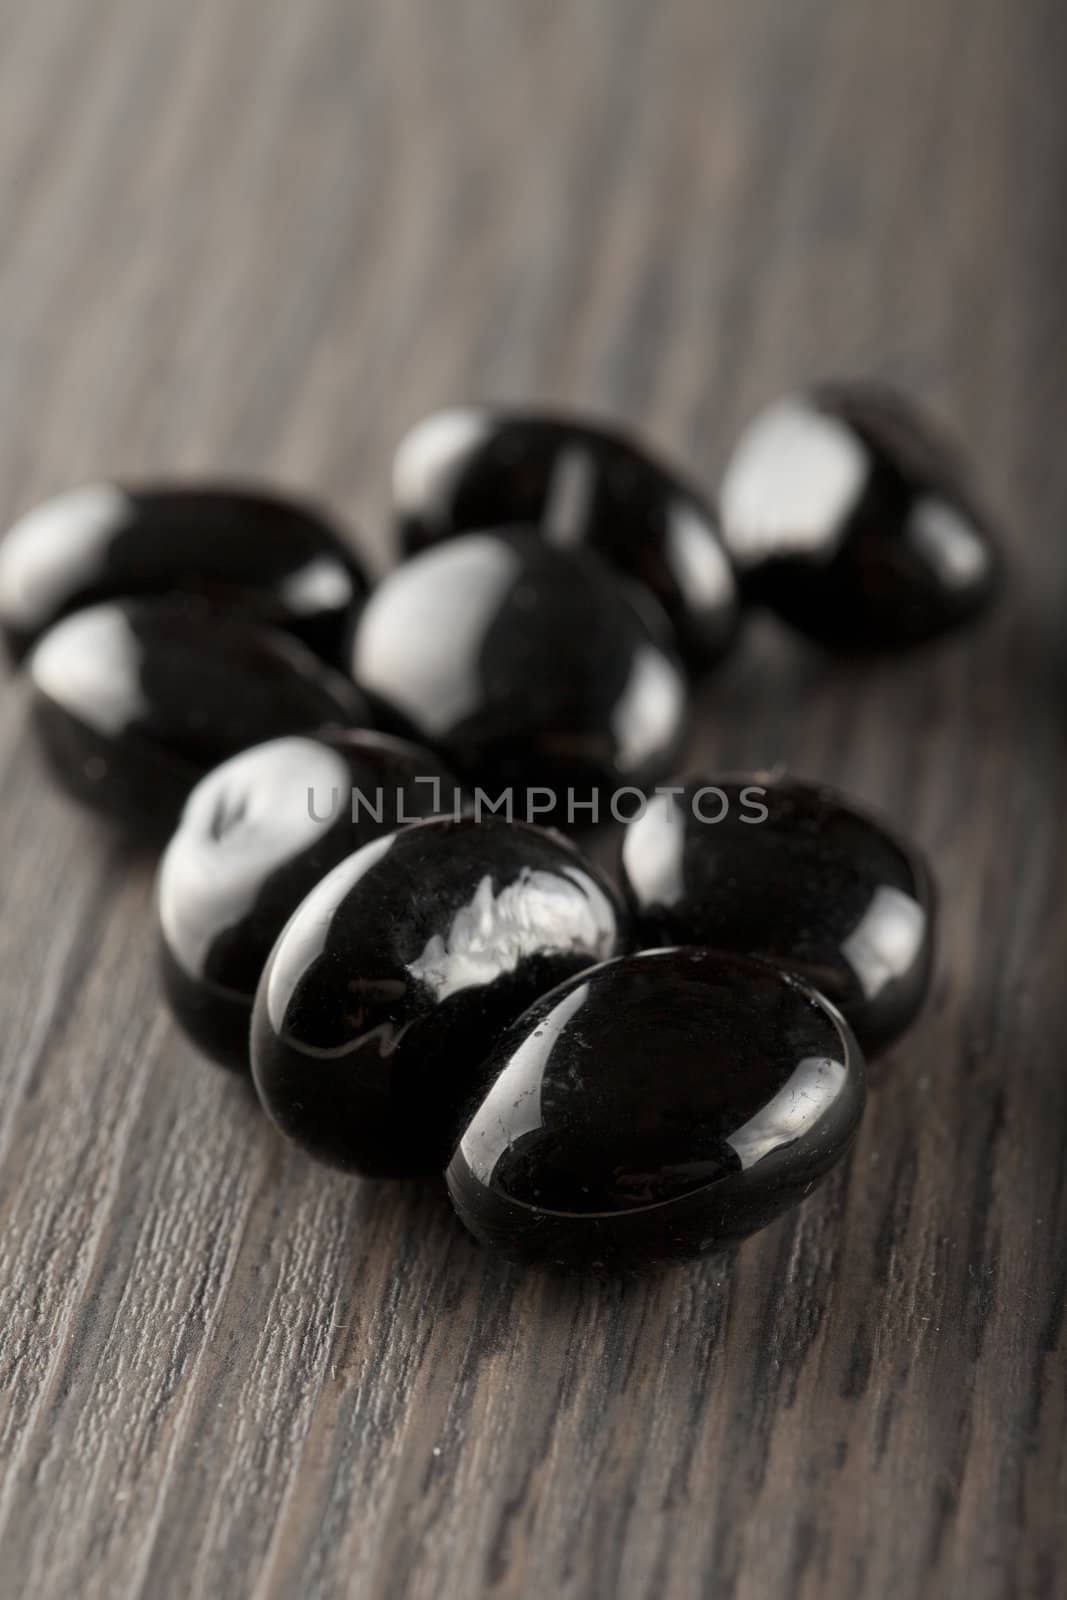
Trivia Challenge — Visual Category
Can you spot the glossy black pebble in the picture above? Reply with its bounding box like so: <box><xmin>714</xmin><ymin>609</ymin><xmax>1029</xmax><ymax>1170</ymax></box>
<box><xmin>29</xmin><ymin>599</ymin><xmax>371</xmax><ymax>837</ymax></box>
<box><xmin>158</xmin><ymin>731</ymin><xmax>457</xmax><ymax>1071</ymax></box>
<box><xmin>393</xmin><ymin>407</ymin><xmax>739</xmax><ymax>668</ymax></box>
<box><xmin>351</xmin><ymin>529</ymin><xmax>689</xmax><ymax>816</ymax></box>
<box><xmin>446</xmin><ymin>948</ymin><xmax>865</xmax><ymax>1272</ymax></box>
<box><xmin>251</xmin><ymin>816</ymin><xmax>626</xmax><ymax>1177</ymax></box>
<box><xmin>621</xmin><ymin>777</ymin><xmax>936</xmax><ymax>1054</ymax></box>
<box><xmin>719</xmin><ymin>382</ymin><xmax>999</xmax><ymax>648</ymax></box>
<box><xmin>0</xmin><ymin>483</ymin><xmax>368</xmax><ymax>664</ymax></box>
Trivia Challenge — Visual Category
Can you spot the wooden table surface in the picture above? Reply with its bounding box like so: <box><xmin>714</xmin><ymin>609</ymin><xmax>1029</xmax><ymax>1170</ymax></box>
<box><xmin>1</xmin><ymin>2</ymin><xmax>1064</xmax><ymax>1596</ymax></box>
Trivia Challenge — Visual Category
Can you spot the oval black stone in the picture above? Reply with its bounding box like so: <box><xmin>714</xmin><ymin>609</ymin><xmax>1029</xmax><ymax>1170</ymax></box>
<box><xmin>446</xmin><ymin>948</ymin><xmax>865</xmax><ymax>1271</ymax></box>
<box><xmin>620</xmin><ymin>777</ymin><xmax>935</xmax><ymax>1054</ymax></box>
<box><xmin>250</xmin><ymin>816</ymin><xmax>626</xmax><ymax>1177</ymax></box>
<box><xmin>350</xmin><ymin>528</ymin><xmax>689</xmax><ymax>820</ymax></box>
<box><xmin>158</xmin><ymin>731</ymin><xmax>457</xmax><ymax>1072</ymax></box>
<box><xmin>29</xmin><ymin>599</ymin><xmax>371</xmax><ymax>837</ymax></box>
<box><xmin>719</xmin><ymin>383</ymin><xmax>999</xmax><ymax>648</ymax></box>
<box><xmin>393</xmin><ymin>408</ymin><xmax>739</xmax><ymax>668</ymax></box>
<box><xmin>0</xmin><ymin>483</ymin><xmax>368</xmax><ymax>664</ymax></box>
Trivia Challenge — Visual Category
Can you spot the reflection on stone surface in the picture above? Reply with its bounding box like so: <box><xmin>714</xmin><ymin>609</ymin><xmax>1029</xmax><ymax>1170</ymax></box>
<box><xmin>448</xmin><ymin>949</ymin><xmax>865</xmax><ymax>1270</ymax></box>
<box><xmin>158</xmin><ymin>731</ymin><xmax>455</xmax><ymax>1070</ymax></box>
<box><xmin>28</xmin><ymin>599</ymin><xmax>370</xmax><ymax>837</ymax></box>
<box><xmin>621</xmin><ymin>776</ymin><xmax>936</xmax><ymax>1054</ymax></box>
<box><xmin>251</xmin><ymin>816</ymin><xmax>626</xmax><ymax>1176</ymax></box>
<box><xmin>352</xmin><ymin>529</ymin><xmax>689</xmax><ymax>817</ymax></box>
<box><xmin>719</xmin><ymin>383</ymin><xmax>999</xmax><ymax>648</ymax></box>
<box><xmin>0</xmin><ymin>482</ymin><xmax>367</xmax><ymax>663</ymax></box>
<box><xmin>392</xmin><ymin>407</ymin><xmax>739</xmax><ymax>667</ymax></box>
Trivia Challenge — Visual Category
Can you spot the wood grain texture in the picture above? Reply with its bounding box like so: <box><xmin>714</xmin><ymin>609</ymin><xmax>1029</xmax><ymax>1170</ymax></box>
<box><xmin>1</xmin><ymin>1</ymin><xmax>1065</xmax><ymax>1595</ymax></box>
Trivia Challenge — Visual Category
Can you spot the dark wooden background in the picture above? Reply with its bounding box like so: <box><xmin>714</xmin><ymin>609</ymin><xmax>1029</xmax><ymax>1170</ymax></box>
<box><xmin>1</xmin><ymin>1</ymin><xmax>1065</xmax><ymax>1596</ymax></box>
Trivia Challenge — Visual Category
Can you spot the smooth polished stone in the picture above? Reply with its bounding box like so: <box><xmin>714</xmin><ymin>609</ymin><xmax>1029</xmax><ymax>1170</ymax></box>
<box><xmin>393</xmin><ymin>407</ymin><xmax>739</xmax><ymax>668</ymax></box>
<box><xmin>158</xmin><ymin>731</ymin><xmax>457</xmax><ymax>1071</ymax></box>
<box><xmin>29</xmin><ymin>600</ymin><xmax>371</xmax><ymax>837</ymax></box>
<box><xmin>251</xmin><ymin>816</ymin><xmax>626</xmax><ymax>1176</ymax></box>
<box><xmin>719</xmin><ymin>383</ymin><xmax>999</xmax><ymax>648</ymax></box>
<box><xmin>620</xmin><ymin>777</ymin><xmax>936</xmax><ymax>1054</ymax></box>
<box><xmin>0</xmin><ymin>483</ymin><xmax>368</xmax><ymax>664</ymax></box>
<box><xmin>350</xmin><ymin>529</ymin><xmax>689</xmax><ymax>819</ymax></box>
<box><xmin>446</xmin><ymin>948</ymin><xmax>865</xmax><ymax>1271</ymax></box>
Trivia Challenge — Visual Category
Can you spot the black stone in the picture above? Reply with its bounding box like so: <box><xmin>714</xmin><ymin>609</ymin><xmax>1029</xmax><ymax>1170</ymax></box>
<box><xmin>29</xmin><ymin>599</ymin><xmax>371</xmax><ymax>837</ymax></box>
<box><xmin>350</xmin><ymin>528</ymin><xmax>689</xmax><ymax>820</ymax></box>
<box><xmin>446</xmin><ymin>948</ymin><xmax>865</xmax><ymax>1272</ymax></box>
<box><xmin>158</xmin><ymin>731</ymin><xmax>458</xmax><ymax>1072</ymax></box>
<box><xmin>393</xmin><ymin>408</ymin><xmax>739</xmax><ymax>668</ymax></box>
<box><xmin>620</xmin><ymin>777</ymin><xmax>936</xmax><ymax>1054</ymax></box>
<box><xmin>250</xmin><ymin>816</ymin><xmax>626</xmax><ymax>1176</ymax></box>
<box><xmin>0</xmin><ymin>483</ymin><xmax>368</xmax><ymax>664</ymax></box>
<box><xmin>719</xmin><ymin>382</ymin><xmax>999</xmax><ymax>648</ymax></box>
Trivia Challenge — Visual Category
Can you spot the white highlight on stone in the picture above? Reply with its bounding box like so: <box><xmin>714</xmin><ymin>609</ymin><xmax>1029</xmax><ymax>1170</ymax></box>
<box><xmin>459</xmin><ymin>980</ymin><xmax>591</xmax><ymax>1185</ymax></box>
<box><xmin>611</xmin><ymin>644</ymin><xmax>687</xmax><ymax>775</ymax></box>
<box><xmin>720</xmin><ymin>399</ymin><xmax>868</xmax><ymax>566</ymax></box>
<box><xmin>407</xmin><ymin>868</ymin><xmax>615</xmax><ymax>1003</ymax></box>
<box><xmin>908</xmin><ymin>495</ymin><xmax>991</xmax><ymax>590</ymax></box>
<box><xmin>29</xmin><ymin>603</ymin><xmax>146</xmax><ymax>737</ymax></box>
<box><xmin>0</xmin><ymin>483</ymin><xmax>131</xmax><ymax>627</ymax></box>
<box><xmin>841</xmin><ymin>884</ymin><xmax>927</xmax><ymax>1001</ymax></box>
<box><xmin>392</xmin><ymin>408</ymin><xmax>492</xmax><ymax>515</ymax></box>
<box><xmin>278</xmin><ymin>555</ymin><xmax>356</xmax><ymax>614</ymax></box>
<box><xmin>353</xmin><ymin>534</ymin><xmax>522</xmax><ymax>735</ymax></box>
<box><xmin>264</xmin><ymin>835</ymin><xmax>395</xmax><ymax>1035</ymax></box>
<box><xmin>620</xmin><ymin>790</ymin><xmax>687</xmax><ymax>908</ymax></box>
<box><xmin>664</xmin><ymin>500</ymin><xmax>737</xmax><ymax>610</ymax></box>
<box><xmin>542</xmin><ymin>446</ymin><xmax>597</xmax><ymax>547</ymax></box>
<box><xmin>159</xmin><ymin>737</ymin><xmax>351</xmax><ymax>980</ymax></box>
<box><xmin>726</xmin><ymin>1055</ymin><xmax>848</xmax><ymax>1170</ymax></box>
